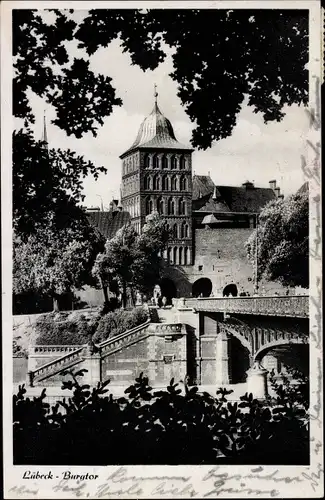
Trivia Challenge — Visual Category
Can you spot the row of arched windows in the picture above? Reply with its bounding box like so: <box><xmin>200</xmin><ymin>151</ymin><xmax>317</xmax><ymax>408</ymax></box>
<box><xmin>165</xmin><ymin>222</ymin><xmax>190</xmax><ymax>239</ymax></box>
<box><xmin>144</xmin><ymin>174</ymin><xmax>189</xmax><ymax>192</ymax></box>
<box><xmin>145</xmin><ymin>196</ymin><xmax>188</xmax><ymax>216</ymax></box>
<box><xmin>165</xmin><ymin>246</ymin><xmax>190</xmax><ymax>266</ymax></box>
<box><xmin>143</xmin><ymin>153</ymin><xmax>188</xmax><ymax>170</ymax></box>
<box><xmin>123</xmin><ymin>154</ymin><xmax>138</xmax><ymax>175</ymax></box>
<box><xmin>124</xmin><ymin>196</ymin><xmax>140</xmax><ymax>218</ymax></box>
<box><xmin>123</xmin><ymin>174</ymin><xmax>139</xmax><ymax>196</ymax></box>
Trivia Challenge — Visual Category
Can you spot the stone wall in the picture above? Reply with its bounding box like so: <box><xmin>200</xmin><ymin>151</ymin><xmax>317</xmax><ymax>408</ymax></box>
<box><xmin>100</xmin><ymin>328</ymin><xmax>188</xmax><ymax>386</ymax></box>
<box><xmin>29</xmin><ymin>325</ymin><xmax>188</xmax><ymax>388</ymax></box>
<box><xmin>164</xmin><ymin>227</ymin><xmax>286</xmax><ymax>297</ymax></box>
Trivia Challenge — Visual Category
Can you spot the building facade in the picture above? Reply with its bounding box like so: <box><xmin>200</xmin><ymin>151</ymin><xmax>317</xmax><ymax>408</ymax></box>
<box><xmin>120</xmin><ymin>97</ymin><xmax>194</xmax><ymax>266</ymax></box>
<box><xmin>88</xmin><ymin>96</ymin><xmax>293</xmax><ymax>305</ymax></box>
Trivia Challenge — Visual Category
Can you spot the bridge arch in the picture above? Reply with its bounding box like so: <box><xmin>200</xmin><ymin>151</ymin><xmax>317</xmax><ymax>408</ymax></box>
<box><xmin>221</xmin><ymin>324</ymin><xmax>253</xmax><ymax>356</ymax></box>
<box><xmin>219</xmin><ymin>324</ymin><xmax>253</xmax><ymax>383</ymax></box>
<box><xmin>254</xmin><ymin>337</ymin><xmax>309</xmax><ymax>363</ymax></box>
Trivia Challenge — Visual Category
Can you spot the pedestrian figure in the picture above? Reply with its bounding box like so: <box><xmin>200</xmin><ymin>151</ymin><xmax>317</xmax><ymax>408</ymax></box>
<box><xmin>162</xmin><ymin>296</ymin><xmax>167</xmax><ymax>308</ymax></box>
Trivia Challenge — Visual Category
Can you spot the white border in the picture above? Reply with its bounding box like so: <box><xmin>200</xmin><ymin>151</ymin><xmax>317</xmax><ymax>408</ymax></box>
<box><xmin>1</xmin><ymin>1</ymin><xmax>323</xmax><ymax>498</ymax></box>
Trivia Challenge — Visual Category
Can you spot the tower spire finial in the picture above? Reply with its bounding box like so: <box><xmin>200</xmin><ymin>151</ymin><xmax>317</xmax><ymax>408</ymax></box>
<box><xmin>42</xmin><ymin>109</ymin><xmax>48</xmax><ymax>144</ymax></box>
<box><xmin>154</xmin><ymin>83</ymin><xmax>158</xmax><ymax>105</ymax></box>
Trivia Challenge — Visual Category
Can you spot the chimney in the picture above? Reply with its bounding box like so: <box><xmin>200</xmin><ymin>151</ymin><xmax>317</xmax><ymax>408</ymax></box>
<box><xmin>269</xmin><ymin>180</ymin><xmax>277</xmax><ymax>190</ymax></box>
<box><xmin>242</xmin><ymin>181</ymin><xmax>254</xmax><ymax>189</ymax></box>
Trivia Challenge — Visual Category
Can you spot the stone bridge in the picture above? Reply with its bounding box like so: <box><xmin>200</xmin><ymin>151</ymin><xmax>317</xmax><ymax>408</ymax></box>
<box><xmin>176</xmin><ymin>295</ymin><xmax>309</xmax><ymax>396</ymax></box>
<box><xmin>25</xmin><ymin>296</ymin><xmax>309</xmax><ymax>400</ymax></box>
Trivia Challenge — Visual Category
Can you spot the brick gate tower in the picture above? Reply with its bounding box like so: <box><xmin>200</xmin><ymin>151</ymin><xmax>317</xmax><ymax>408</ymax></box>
<box><xmin>120</xmin><ymin>87</ymin><xmax>194</xmax><ymax>265</ymax></box>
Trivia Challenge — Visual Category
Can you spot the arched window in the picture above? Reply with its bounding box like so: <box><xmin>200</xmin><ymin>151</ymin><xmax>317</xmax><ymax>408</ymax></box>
<box><xmin>181</xmin><ymin>222</ymin><xmax>189</xmax><ymax>238</ymax></box>
<box><xmin>144</xmin><ymin>154</ymin><xmax>150</xmax><ymax>169</ymax></box>
<box><xmin>162</xmin><ymin>155</ymin><xmax>168</xmax><ymax>169</ymax></box>
<box><xmin>146</xmin><ymin>198</ymin><xmax>153</xmax><ymax>215</ymax></box>
<box><xmin>153</xmin><ymin>175</ymin><xmax>160</xmax><ymax>190</ymax></box>
<box><xmin>179</xmin><ymin>247</ymin><xmax>183</xmax><ymax>265</ymax></box>
<box><xmin>168</xmin><ymin>197</ymin><xmax>175</xmax><ymax>215</ymax></box>
<box><xmin>162</xmin><ymin>175</ymin><xmax>169</xmax><ymax>191</ymax></box>
<box><xmin>180</xmin><ymin>155</ymin><xmax>186</xmax><ymax>170</ymax></box>
<box><xmin>173</xmin><ymin>224</ymin><xmax>178</xmax><ymax>239</ymax></box>
<box><xmin>167</xmin><ymin>247</ymin><xmax>172</xmax><ymax>264</ymax></box>
<box><xmin>173</xmin><ymin>247</ymin><xmax>178</xmax><ymax>264</ymax></box>
<box><xmin>157</xmin><ymin>197</ymin><xmax>164</xmax><ymax>215</ymax></box>
<box><xmin>152</xmin><ymin>154</ymin><xmax>158</xmax><ymax>169</ymax></box>
<box><xmin>171</xmin><ymin>175</ymin><xmax>177</xmax><ymax>191</ymax></box>
<box><xmin>184</xmin><ymin>246</ymin><xmax>188</xmax><ymax>265</ymax></box>
<box><xmin>180</xmin><ymin>176</ymin><xmax>187</xmax><ymax>191</ymax></box>
<box><xmin>179</xmin><ymin>198</ymin><xmax>186</xmax><ymax>215</ymax></box>
<box><xmin>171</xmin><ymin>155</ymin><xmax>177</xmax><ymax>170</ymax></box>
<box><xmin>144</xmin><ymin>175</ymin><xmax>151</xmax><ymax>190</ymax></box>
<box><xmin>166</xmin><ymin>223</ymin><xmax>170</xmax><ymax>234</ymax></box>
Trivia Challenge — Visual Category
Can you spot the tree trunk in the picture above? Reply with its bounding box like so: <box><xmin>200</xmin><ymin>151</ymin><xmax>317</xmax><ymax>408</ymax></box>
<box><xmin>101</xmin><ymin>279</ymin><xmax>109</xmax><ymax>305</ymax></box>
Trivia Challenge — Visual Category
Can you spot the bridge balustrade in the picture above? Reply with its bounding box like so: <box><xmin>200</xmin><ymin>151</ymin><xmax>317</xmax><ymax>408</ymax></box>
<box><xmin>181</xmin><ymin>295</ymin><xmax>308</xmax><ymax>318</ymax></box>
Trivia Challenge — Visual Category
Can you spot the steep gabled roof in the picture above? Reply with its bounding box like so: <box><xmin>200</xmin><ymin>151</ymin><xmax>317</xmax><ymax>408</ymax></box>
<box><xmin>192</xmin><ymin>175</ymin><xmax>217</xmax><ymax>200</ymax></box>
<box><xmin>216</xmin><ymin>185</ymin><xmax>275</xmax><ymax>212</ymax></box>
<box><xmin>87</xmin><ymin>210</ymin><xmax>131</xmax><ymax>240</ymax></box>
<box><xmin>192</xmin><ymin>175</ymin><xmax>276</xmax><ymax>213</ymax></box>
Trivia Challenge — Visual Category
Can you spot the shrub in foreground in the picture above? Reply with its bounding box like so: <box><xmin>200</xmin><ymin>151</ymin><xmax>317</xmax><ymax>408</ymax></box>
<box><xmin>13</xmin><ymin>369</ymin><xmax>309</xmax><ymax>465</ymax></box>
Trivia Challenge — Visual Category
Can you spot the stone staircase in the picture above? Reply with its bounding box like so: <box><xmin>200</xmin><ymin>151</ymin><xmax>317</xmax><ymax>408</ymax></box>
<box><xmin>154</xmin><ymin>306</ymin><xmax>179</xmax><ymax>324</ymax></box>
<box><xmin>28</xmin><ymin>320</ymin><xmax>151</xmax><ymax>386</ymax></box>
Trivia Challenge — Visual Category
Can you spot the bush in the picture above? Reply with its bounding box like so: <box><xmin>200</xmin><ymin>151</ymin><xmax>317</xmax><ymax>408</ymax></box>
<box><xmin>35</xmin><ymin>312</ymin><xmax>99</xmax><ymax>345</ymax></box>
<box><xmin>34</xmin><ymin>307</ymin><xmax>148</xmax><ymax>346</ymax></box>
<box><xmin>13</xmin><ymin>370</ymin><xmax>309</xmax><ymax>465</ymax></box>
<box><xmin>13</xmin><ymin>338</ymin><xmax>28</xmax><ymax>358</ymax></box>
<box><xmin>92</xmin><ymin>307</ymin><xmax>148</xmax><ymax>344</ymax></box>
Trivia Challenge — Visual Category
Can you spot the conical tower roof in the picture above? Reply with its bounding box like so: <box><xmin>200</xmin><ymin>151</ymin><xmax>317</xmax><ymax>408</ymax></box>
<box><xmin>120</xmin><ymin>90</ymin><xmax>192</xmax><ymax>158</ymax></box>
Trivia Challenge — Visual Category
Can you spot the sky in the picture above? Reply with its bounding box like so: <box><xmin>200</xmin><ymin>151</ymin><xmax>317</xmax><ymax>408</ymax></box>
<box><xmin>18</xmin><ymin>9</ymin><xmax>309</xmax><ymax>210</ymax></box>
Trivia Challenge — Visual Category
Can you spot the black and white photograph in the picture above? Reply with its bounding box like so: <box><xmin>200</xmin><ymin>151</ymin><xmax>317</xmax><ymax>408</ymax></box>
<box><xmin>1</xmin><ymin>0</ymin><xmax>323</xmax><ymax>498</ymax></box>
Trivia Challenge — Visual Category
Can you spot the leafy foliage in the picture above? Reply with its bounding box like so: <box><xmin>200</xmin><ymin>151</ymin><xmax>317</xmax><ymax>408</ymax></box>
<box><xmin>14</xmin><ymin>9</ymin><xmax>307</xmax><ymax>147</ymax></box>
<box><xmin>13</xmin><ymin>339</ymin><xmax>28</xmax><ymax>358</ymax></box>
<box><xmin>13</xmin><ymin>217</ymin><xmax>105</xmax><ymax>308</ymax></box>
<box><xmin>77</xmin><ymin>9</ymin><xmax>308</xmax><ymax>149</ymax></box>
<box><xmin>13</xmin><ymin>370</ymin><xmax>309</xmax><ymax>465</ymax></box>
<box><xmin>34</xmin><ymin>312</ymin><xmax>99</xmax><ymax>345</ymax></box>
<box><xmin>93</xmin><ymin>213</ymin><xmax>169</xmax><ymax>307</ymax></box>
<box><xmin>245</xmin><ymin>189</ymin><xmax>309</xmax><ymax>288</ymax></box>
<box><xmin>13</xmin><ymin>128</ymin><xmax>107</xmax><ymax>311</ymax></box>
<box><xmin>34</xmin><ymin>307</ymin><xmax>148</xmax><ymax>345</ymax></box>
<box><xmin>13</xmin><ymin>9</ymin><xmax>121</xmax><ymax>136</ymax></box>
<box><xmin>92</xmin><ymin>307</ymin><xmax>148</xmax><ymax>343</ymax></box>
<box><xmin>13</xmin><ymin>130</ymin><xmax>106</xmax><ymax>236</ymax></box>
